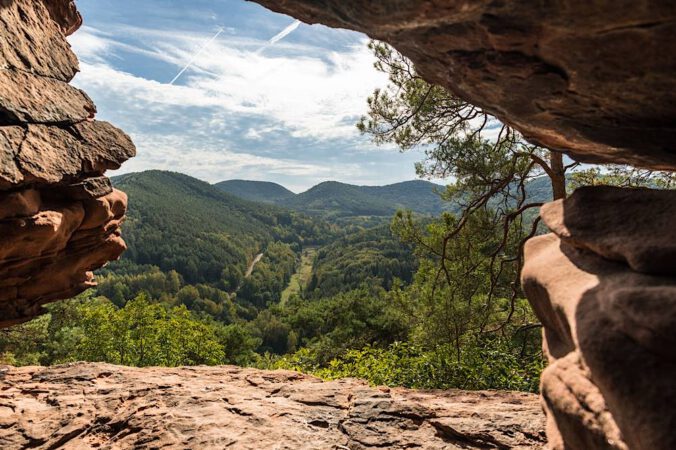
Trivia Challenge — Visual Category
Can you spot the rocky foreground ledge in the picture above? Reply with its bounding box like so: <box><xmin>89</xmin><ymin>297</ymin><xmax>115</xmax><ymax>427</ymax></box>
<box><xmin>0</xmin><ymin>363</ymin><xmax>545</xmax><ymax>449</ymax></box>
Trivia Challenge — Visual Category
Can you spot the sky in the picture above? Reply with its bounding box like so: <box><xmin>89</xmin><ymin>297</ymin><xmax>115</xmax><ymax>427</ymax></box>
<box><xmin>69</xmin><ymin>0</ymin><xmax>427</xmax><ymax>192</ymax></box>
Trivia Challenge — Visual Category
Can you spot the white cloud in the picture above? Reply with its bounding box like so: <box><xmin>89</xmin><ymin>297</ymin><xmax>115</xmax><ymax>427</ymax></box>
<box><xmin>67</xmin><ymin>24</ymin><xmax>425</xmax><ymax>190</ymax></box>
<box><xmin>244</xmin><ymin>125</ymin><xmax>281</xmax><ymax>141</ymax></box>
<box><xmin>68</xmin><ymin>26</ymin><xmax>114</xmax><ymax>62</ymax></box>
<box><xmin>70</xmin><ymin>26</ymin><xmax>387</xmax><ymax>141</ymax></box>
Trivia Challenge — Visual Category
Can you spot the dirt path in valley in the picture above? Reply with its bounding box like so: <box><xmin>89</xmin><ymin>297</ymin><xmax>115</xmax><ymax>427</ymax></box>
<box><xmin>245</xmin><ymin>253</ymin><xmax>264</xmax><ymax>278</ymax></box>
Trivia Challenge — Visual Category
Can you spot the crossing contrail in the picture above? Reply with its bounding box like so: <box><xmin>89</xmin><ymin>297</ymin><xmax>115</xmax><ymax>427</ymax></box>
<box><xmin>169</xmin><ymin>19</ymin><xmax>302</xmax><ymax>84</ymax></box>
<box><xmin>169</xmin><ymin>27</ymin><xmax>225</xmax><ymax>85</ymax></box>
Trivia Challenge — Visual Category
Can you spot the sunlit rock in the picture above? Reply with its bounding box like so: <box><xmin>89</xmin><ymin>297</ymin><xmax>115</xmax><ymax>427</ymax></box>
<box><xmin>0</xmin><ymin>363</ymin><xmax>546</xmax><ymax>449</ymax></box>
<box><xmin>523</xmin><ymin>189</ymin><xmax>676</xmax><ymax>449</ymax></box>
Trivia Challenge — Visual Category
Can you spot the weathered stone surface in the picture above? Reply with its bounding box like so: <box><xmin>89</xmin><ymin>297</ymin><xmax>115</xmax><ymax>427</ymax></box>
<box><xmin>0</xmin><ymin>68</ymin><xmax>96</xmax><ymax>124</ymax></box>
<box><xmin>0</xmin><ymin>189</ymin><xmax>40</xmax><ymax>220</ymax></box>
<box><xmin>0</xmin><ymin>190</ymin><xmax>127</xmax><ymax>327</ymax></box>
<box><xmin>16</xmin><ymin>122</ymin><xmax>135</xmax><ymax>186</ymax></box>
<box><xmin>541</xmin><ymin>186</ymin><xmax>676</xmax><ymax>276</ymax></box>
<box><xmin>249</xmin><ymin>0</ymin><xmax>676</xmax><ymax>170</ymax></box>
<box><xmin>57</xmin><ymin>176</ymin><xmax>113</xmax><ymax>200</ymax></box>
<box><xmin>0</xmin><ymin>125</ymin><xmax>24</xmax><ymax>187</ymax></box>
<box><xmin>0</xmin><ymin>363</ymin><xmax>546</xmax><ymax>449</ymax></box>
<box><xmin>0</xmin><ymin>0</ymin><xmax>79</xmax><ymax>81</ymax></box>
<box><xmin>539</xmin><ymin>353</ymin><xmax>625</xmax><ymax>450</ymax></box>
<box><xmin>0</xmin><ymin>0</ymin><xmax>135</xmax><ymax>325</ymax></box>
<box><xmin>522</xmin><ymin>228</ymin><xmax>676</xmax><ymax>449</ymax></box>
<box><xmin>42</xmin><ymin>0</ymin><xmax>81</xmax><ymax>35</ymax></box>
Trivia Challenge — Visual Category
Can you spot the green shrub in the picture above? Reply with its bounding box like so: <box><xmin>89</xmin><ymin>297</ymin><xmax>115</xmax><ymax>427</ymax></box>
<box><xmin>272</xmin><ymin>339</ymin><xmax>542</xmax><ymax>392</ymax></box>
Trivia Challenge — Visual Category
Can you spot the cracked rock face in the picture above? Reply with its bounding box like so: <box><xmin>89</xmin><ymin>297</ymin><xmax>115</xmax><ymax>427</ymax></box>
<box><xmin>0</xmin><ymin>363</ymin><xmax>546</xmax><ymax>449</ymax></box>
<box><xmin>250</xmin><ymin>0</ymin><xmax>676</xmax><ymax>169</ymax></box>
<box><xmin>522</xmin><ymin>187</ymin><xmax>676</xmax><ymax>450</ymax></box>
<box><xmin>0</xmin><ymin>0</ymin><xmax>135</xmax><ymax>327</ymax></box>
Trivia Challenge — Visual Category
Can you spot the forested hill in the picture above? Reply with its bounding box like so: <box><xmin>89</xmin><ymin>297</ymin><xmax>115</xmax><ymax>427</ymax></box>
<box><xmin>110</xmin><ymin>171</ymin><xmax>331</xmax><ymax>287</ymax></box>
<box><xmin>215</xmin><ymin>179</ymin><xmax>447</xmax><ymax>218</ymax></box>
<box><xmin>214</xmin><ymin>179</ymin><xmax>295</xmax><ymax>204</ymax></box>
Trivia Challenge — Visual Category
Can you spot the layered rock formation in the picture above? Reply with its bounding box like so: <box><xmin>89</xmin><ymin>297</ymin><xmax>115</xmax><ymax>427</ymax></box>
<box><xmin>0</xmin><ymin>362</ymin><xmax>546</xmax><ymax>449</ymax></box>
<box><xmin>0</xmin><ymin>0</ymin><xmax>135</xmax><ymax>327</ymax></box>
<box><xmin>522</xmin><ymin>187</ymin><xmax>676</xmax><ymax>450</ymax></box>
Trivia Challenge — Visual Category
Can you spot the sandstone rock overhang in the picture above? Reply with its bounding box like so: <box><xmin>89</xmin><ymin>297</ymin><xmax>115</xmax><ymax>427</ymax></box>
<box><xmin>249</xmin><ymin>0</ymin><xmax>676</xmax><ymax>170</ymax></box>
<box><xmin>0</xmin><ymin>0</ymin><xmax>136</xmax><ymax>327</ymax></box>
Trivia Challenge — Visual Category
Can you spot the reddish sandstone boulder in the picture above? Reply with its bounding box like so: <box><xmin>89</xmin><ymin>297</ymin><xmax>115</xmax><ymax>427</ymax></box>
<box><xmin>0</xmin><ymin>0</ymin><xmax>135</xmax><ymax>326</ymax></box>
<box><xmin>523</xmin><ymin>189</ymin><xmax>676</xmax><ymax>450</ymax></box>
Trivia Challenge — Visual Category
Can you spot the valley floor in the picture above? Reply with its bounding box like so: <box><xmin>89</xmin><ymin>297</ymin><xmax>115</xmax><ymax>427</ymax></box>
<box><xmin>281</xmin><ymin>246</ymin><xmax>317</xmax><ymax>304</ymax></box>
<box><xmin>0</xmin><ymin>363</ymin><xmax>546</xmax><ymax>449</ymax></box>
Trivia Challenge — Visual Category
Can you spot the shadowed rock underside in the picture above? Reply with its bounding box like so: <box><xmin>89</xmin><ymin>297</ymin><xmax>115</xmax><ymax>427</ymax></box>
<box><xmin>250</xmin><ymin>0</ymin><xmax>676</xmax><ymax>169</ymax></box>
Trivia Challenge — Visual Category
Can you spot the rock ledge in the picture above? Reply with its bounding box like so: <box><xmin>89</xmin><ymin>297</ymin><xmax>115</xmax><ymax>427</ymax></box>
<box><xmin>0</xmin><ymin>363</ymin><xmax>546</xmax><ymax>449</ymax></box>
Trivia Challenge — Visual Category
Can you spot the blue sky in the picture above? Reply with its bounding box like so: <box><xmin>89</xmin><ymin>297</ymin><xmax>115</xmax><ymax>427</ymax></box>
<box><xmin>69</xmin><ymin>0</ymin><xmax>427</xmax><ymax>192</ymax></box>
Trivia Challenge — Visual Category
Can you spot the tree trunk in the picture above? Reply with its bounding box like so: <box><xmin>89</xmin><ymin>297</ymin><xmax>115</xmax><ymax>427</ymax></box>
<box><xmin>549</xmin><ymin>151</ymin><xmax>567</xmax><ymax>200</ymax></box>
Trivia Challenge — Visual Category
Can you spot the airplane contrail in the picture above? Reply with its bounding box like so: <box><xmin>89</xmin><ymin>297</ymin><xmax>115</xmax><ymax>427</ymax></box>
<box><xmin>256</xmin><ymin>19</ymin><xmax>302</xmax><ymax>55</ymax></box>
<box><xmin>169</xmin><ymin>27</ymin><xmax>225</xmax><ymax>85</ymax></box>
<box><xmin>269</xmin><ymin>19</ymin><xmax>301</xmax><ymax>45</ymax></box>
<box><xmin>169</xmin><ymin>19</ymin><xmax>302</xmax><ymax>85</ymax></box>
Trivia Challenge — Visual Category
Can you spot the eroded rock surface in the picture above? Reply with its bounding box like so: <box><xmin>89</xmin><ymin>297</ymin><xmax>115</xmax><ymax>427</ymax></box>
<box><xmin>250</xmin><ymin>0</ymin><xmax>676</xmax><ymax>169</ymax></box>
<box><xmin>0</xmin><ymin>363</ymin><xmax>546</xmax><ymax>449</ymax></box>
<box><xmin>0</xmin><ymin>0</ymin><xmax>135</xmax><ymax>327</ymax></box>
<box><xmin>540</xmin><ymin>186</ymin><xmax>676</xmax><ymax>276</ymax></box>
<box><xmin>523</xmin><ymin>188</ymin><xmax>676</xmax><ymax>450</ymax></box>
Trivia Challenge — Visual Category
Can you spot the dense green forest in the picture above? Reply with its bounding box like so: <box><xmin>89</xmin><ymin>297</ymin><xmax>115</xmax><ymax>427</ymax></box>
<box><xmin>306</xmin><ymin>224</ymin><xmax>417</xmax><ymax>297</ymax></box>
<box><xmin>104</xmin><ymin>171</ymin><xmax>336</xmax><ymax>306</ymax></box>
<box><xmin>0</xmin><ymin>170</ymin><xmax>544</xmax><ymax>393</ymax></box>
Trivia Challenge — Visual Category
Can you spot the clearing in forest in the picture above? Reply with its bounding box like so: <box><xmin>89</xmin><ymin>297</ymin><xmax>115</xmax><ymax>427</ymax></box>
<box><xmin>281</xmin><ymin>247</ymin><xmax>317</xmax><ymax>304</ymax></box>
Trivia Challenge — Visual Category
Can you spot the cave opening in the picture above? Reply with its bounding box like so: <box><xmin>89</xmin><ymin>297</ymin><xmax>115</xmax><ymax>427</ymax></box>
<box><xmin>1</xmin><ymin>1</ymin><xmax>675</xmax><ymax>449</ymax></box>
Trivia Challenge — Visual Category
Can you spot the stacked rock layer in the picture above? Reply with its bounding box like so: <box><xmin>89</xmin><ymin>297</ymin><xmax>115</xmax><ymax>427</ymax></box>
<box><xmin>0</xmin><ymin>0</ymin><xmax>135</xmax><ymax>327</ymax></box>
<box><xmin>523</xmin><ymin>187</ymin><xmax>676</xmax><ymax>449</ymax></box>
